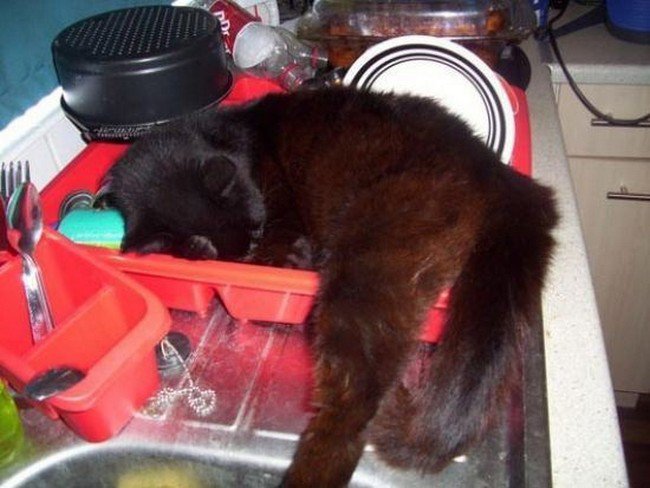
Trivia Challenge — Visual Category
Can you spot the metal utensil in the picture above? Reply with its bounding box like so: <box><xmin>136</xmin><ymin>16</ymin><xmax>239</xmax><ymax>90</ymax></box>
<box><xmin>24</xmin><ymin>367</ymin><xmax>85</xmax><ymax>401</ymax></box>
<box><xmin>1</xmin><ymin>161</ymin><xmax>30</xmax><ymax>205</ymax></box>
<box><xmin>1</xmin><ymin>161</ymin><xmax>31</xmax><ymax>252</ymax></box>
<box><xmin>6</xmin><ymin>182</ymin><xmax>55</xmax><ymax>342</ymax></box>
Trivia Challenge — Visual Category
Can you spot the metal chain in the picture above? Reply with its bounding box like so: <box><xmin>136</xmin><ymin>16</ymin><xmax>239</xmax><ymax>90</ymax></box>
<box><xmin>142</xmin><ymin>337</ymin><xmax>217</xmax><ymax>418</ymax></box>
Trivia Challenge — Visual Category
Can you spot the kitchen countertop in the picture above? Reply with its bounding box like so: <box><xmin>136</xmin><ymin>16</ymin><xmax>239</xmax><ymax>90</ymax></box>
<box><xmin>543</xmin><ymin>3</ymin><xmax>650</xmax><ymax>85</ymax></box>
<box><xmin>523</xmin><ymin>3</ymin><xmax>650</xmax><ymax>485</ymax></box>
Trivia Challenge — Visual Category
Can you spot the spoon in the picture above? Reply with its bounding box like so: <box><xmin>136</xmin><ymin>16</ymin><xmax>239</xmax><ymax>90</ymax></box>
<box><xmin>24</xmin><ymin>367</ymin><xmax>85</xmax><ymax>401</ymax></box>
<box><xmin>6</xmin><ymin>182</ymin><xmax>55</xmax><ymax>342</ymax></box>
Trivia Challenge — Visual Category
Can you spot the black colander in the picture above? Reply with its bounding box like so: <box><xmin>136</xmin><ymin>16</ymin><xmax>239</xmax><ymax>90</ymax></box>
<box><xmin>52</xmin><ymin>5</ymin><xmax>232</xmax><ymax>141</ymax></box>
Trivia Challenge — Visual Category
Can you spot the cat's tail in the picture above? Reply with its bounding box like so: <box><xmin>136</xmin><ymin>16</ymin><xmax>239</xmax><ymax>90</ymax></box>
<box><xmin>370</xmin><ymin>170</ymin><xmax>558</xmax><ymax>472</ymax></box>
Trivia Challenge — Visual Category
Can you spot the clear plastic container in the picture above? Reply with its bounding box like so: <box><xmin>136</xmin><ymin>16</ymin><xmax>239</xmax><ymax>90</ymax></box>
<box><xmin>297</xmin><ymin>0</ymin><xmax>536</xmax><ymax>68</ymax></box>
<box><xmin>233</xmin><ymin>23</ymin><xmax>328</xmax><ymax>90</ymax></box>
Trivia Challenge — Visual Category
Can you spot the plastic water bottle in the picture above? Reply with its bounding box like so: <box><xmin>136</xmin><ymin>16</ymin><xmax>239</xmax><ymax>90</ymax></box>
<box><xmin>232</xmin><ymin>22</ymin><xmax>328</xmax><ymax>90</ymax></box>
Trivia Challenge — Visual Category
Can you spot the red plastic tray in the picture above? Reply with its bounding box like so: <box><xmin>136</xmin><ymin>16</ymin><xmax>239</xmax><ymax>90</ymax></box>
<box><xmin>39</xmin><ymin>75</ymin><xmax>531</xmax><ymax>344</ymax></box>
<box><xmin>0</xmin><ymin>229</ymin><xmax>170</xmax><ymax>441</ymax></box>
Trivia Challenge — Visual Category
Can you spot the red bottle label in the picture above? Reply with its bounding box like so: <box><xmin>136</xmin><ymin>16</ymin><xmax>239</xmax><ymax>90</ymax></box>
<box><xmin>209</xmin><ymin>0</ymin><xmax>261</xmax><ymax>53</ymax></box>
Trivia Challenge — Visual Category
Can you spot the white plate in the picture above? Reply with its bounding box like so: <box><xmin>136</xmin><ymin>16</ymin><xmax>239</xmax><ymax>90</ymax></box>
<box><xmin>343</xmin><ymin>35</ymin><xmax>515</xmax><ymax>164</ymax></box>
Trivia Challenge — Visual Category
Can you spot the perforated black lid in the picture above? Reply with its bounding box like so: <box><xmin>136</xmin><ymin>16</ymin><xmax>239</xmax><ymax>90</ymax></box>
<box><xmin>51</xmin><ymin>5</ymin><xmax>231</xmax><ymax>140</ymax></box>
<box><xmin>53</xmin><ymin>5</ymin><xmax>216</xmax><ymax>61</ymax></box>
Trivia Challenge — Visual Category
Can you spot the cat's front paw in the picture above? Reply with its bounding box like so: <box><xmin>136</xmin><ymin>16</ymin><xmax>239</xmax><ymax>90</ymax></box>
<box><xmin>176</xmin><ymin>235</ymin><xmax>220</xmax><ymax>260</ymax></box>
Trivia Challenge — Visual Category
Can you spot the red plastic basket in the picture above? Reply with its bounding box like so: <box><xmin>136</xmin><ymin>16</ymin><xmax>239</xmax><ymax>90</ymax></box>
<box><xmin>0</xmin><ymin>228</ymin><xmax>170</xmax><ymax>441</ymax></box>
<box><xmin>39</xmin><ymin>74</ymin><xmax>531</xmax><ymax>345</ymax></box>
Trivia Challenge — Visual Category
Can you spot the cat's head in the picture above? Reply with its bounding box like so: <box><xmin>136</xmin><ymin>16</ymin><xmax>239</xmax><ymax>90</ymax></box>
<box><xmin>102</xmin><ymin>123</ymin><xmax>265</xmax><ymax>261</ymax></box>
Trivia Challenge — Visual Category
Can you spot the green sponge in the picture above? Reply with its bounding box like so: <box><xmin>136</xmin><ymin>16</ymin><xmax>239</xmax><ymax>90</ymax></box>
<box><xmin>58</xmin><ymin>208</ymin><xmax>125</xmax><ymax>249</ymax></box>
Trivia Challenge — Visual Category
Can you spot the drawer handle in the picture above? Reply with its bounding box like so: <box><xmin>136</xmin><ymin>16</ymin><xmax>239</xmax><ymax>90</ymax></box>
<box><xmin>607</xmin><ymin>186</ymin><xmax>650</xmax><ymax>202</ymax></box>
<box><xmin>592</xmin><ymin>118</ymin><xmax>650</xmax><ymax>128</ymax></box>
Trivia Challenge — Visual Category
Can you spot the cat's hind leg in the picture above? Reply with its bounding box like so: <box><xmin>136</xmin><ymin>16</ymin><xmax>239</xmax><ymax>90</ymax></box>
<box><xmin>281</xmin><ymin>260</ymin><xmax>430</xmax><ymax>487</ymax></box>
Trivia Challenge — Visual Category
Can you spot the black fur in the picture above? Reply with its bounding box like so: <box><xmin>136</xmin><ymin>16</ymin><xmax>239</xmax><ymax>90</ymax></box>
<box><xmin>104</xmin><ymin>87</ymin><xmax>558</xmax><ymax>487</ymax></box>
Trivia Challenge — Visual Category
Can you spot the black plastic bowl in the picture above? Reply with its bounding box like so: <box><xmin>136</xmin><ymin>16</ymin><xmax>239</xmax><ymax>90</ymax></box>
<box><xmin>52</xmin><ymin>5</ymin><xmax>232</xmax><ymax>141</ymax></box>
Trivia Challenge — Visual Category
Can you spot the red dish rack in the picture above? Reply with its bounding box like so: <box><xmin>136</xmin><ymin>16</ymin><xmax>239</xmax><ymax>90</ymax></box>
<box><xmin>39</xmin><ymin>74</ymin><xmax>532</xmax><ymax>345</ymax></box>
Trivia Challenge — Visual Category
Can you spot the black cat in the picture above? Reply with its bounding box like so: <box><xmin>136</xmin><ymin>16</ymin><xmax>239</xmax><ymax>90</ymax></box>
<box><xmin>104</xmin><ymin>87</ymin><xmax>558</xmax><ymax>487</ymax></box>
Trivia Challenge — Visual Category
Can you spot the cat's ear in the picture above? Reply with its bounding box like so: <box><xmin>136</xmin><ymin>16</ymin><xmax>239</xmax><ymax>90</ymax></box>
<box><xmin>202</xmin><ymin>156</ymin><xmax>237</xmax><ymax>197</ymax></box>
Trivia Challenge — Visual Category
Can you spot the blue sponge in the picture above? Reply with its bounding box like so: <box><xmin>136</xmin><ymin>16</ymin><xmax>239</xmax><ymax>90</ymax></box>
<box><xmin>58</xmin><ymin>208</ymin><xmax>125</xmax><ymax>249</ymax></box>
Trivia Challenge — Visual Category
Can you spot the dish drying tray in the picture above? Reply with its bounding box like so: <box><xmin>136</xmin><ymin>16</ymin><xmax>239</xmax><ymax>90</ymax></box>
<box><xmin>35</xmin><ymin>76</ymin><xmax>531</xmax><ymax>342</ymax></box>
<box><xmin>38</xmin><ymin>74</ymin><xmax>532</xmax><ymax>344</ymax></box>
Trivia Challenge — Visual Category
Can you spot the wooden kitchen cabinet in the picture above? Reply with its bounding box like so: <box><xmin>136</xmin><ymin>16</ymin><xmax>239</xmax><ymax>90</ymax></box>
<box><xmin>558</xmin><ymin>84</ymin><xmax>650</xmax><ymax>159</ymax></box>
<box><xmin>568</xmin><ymin>157</ymin><xmax>650</xmax><ymax>396</ymax></box>
<box><xmin>557</xmin><ymin>83</ymin><xmax>650</xmax><ymax>404</ymax></box>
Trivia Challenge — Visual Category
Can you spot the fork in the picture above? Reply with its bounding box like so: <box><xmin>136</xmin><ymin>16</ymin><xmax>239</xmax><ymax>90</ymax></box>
<box><xmin>1</xmin><ymin>161</ymin><xmax>31</xmax><ymax>206</ymax></box>
<box><xmin>1</xmin><ymin>161</ymin><xmax>31</xmax><ymax>255</ymax></box>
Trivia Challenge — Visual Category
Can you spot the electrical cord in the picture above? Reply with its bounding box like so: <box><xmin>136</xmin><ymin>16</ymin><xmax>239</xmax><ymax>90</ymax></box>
<box><xmin>545</xmin><ymin>5</ymin><xmax>650</xmax><ymax>127</ymax></box>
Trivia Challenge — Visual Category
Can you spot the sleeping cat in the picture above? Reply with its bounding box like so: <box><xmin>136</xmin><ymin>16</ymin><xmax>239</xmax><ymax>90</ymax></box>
<box><xmin>103</xmin><ymin>87</ymin><xmax>558</xmax><ymax>487</ymax></box>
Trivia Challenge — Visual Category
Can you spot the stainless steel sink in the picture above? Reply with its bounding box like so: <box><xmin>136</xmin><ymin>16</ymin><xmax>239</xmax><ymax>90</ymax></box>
<box><xmin>0</xmin><ymin>304</ymin><xmax>550</xmax><ymax>487</ymax></box>
<box><xmin>0</xmin><ymin>443</ymin><xmax>285</xmax><ymax>488</ymax></box>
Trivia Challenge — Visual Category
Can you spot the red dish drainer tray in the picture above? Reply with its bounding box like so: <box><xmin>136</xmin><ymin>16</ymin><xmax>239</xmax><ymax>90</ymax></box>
<box><xmin>39</xmin><ymin>74</ymin><xmax>532</xmax><ymax>344</ymax></box>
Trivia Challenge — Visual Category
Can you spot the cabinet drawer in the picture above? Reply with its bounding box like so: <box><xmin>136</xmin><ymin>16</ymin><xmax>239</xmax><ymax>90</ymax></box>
<box><xmin>558</xmin><ymin>84</ymin><xmax>650</xmax><ymax>159</ymax></box>
<box><xmin>569</xmin><ymin>156</ymin><xmax>650</xmax><ymax>393</ymax></box>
